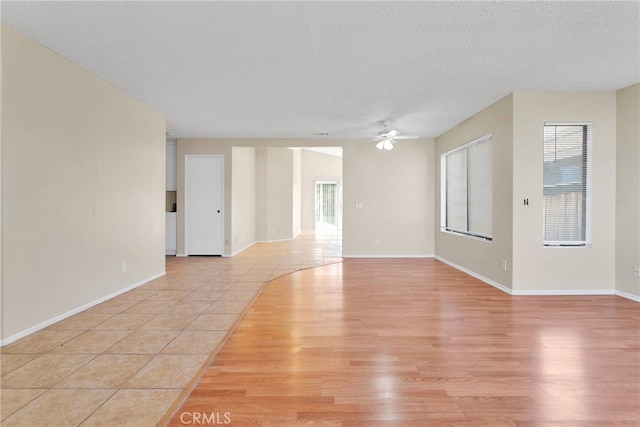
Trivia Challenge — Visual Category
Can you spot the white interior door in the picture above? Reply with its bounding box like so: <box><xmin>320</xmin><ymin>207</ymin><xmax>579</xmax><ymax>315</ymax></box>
<box><xmin>185</xmin><ymin>155</ymin><xmax>223</xmax><ymax>255</ymax></box>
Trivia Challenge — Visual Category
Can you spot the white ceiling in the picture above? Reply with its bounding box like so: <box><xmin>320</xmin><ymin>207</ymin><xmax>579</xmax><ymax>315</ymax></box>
<box><xmin>2</xmin><ymin>1</ymin><xmax>638</xmax><ymax>140</ymax></box>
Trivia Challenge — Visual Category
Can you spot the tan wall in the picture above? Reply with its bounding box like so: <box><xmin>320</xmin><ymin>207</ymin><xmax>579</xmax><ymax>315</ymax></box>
<box><xmin>292</xmin><ymin>148</ymin><xmax>302</xmax><ymax>237</ymax></box>
<box><xmin>180</xmin><ymin>138</ymin><xmax>432</xmax><ymax>256</ymax></box>
<box><xmin>435</xmin><ymin>95</ymin><xmax>514</xmax><ymax>288</ymax></box>
<box><xmin>255</xmin><ymin>147</ymin><xmax>269</xmax><ymax>241</ymax></box>
<box><xmin>615</xmin><ymin>84</ymin><xmax>640</xmax><ymax>298</ymax></box>
<box><xmin>512</xmin><ymin>92</ymin><xmax>617</xmax><ymax>292</ymax></box>
<box><xmin>266</xmin><ymin>148</ymin><xmax>294</xmax><ymax>241</ymax></box>
<box><xmin>300</xmin><ymin>150</ymin><xmax>343</xmax><ymax>230</ymax></box>
<box><xmin>1</xmin><ymin>25</ymin><xmax>166</xmax><ymax>341</ymax></box>
<box><xmin>343</xmin><ymin>139</ymin><xmax>435</xmax><ymax>257</ymax></box>
<box><xmin>231</xmin><ymin>147</ymin><xmax>256</xmax><ymax>255</ymax></box>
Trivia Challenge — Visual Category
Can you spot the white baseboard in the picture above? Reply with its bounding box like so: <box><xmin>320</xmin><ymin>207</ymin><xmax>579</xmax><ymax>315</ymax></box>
<box><xmin>435</xmin><ymin>255</ymin><xmax>634</xmax><ymax>299</ymax></box>
<box><xmin>434</xmin><ymin>256</ymin><xmax>512</xmax><ymax>294</ymax></box>
<box><xmin>176</xmin><ymin>253</ymin><xmax>187</xmax><ymax>257</ymax></box>
<box><xmin>615</xmin><ymin>290</ymin><xmax>640</xmax><ymax>302</ymax></box>
<box><xmin>165</xmin><ymin>250</ymin><xmax>176</xmax><ymax>255</ymax></box>
<box><xmin>511</xmin><ymin>289</ymin><xmax>615</xmax><ymax>296</ymax></box>
<box><xmin>342</xmin><ymin>254</ymin><xmax>434</xmax><ymax>259</ymax></box>
<box><xmin>0</xmin><ymin>271</ymin><xmax>166</xmax><ymax>347</ymax></box>
<box><xmin>255</xmin><ymin>237</ymin><xmax>295</xmax><ymax>244</ymax></box>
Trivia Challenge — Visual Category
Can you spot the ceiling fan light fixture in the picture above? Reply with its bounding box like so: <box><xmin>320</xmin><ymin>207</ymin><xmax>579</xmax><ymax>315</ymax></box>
<box><xmin>383</xmin><ymin>138</ymin><xmax>395</xmax><ymax>151</ymax></box>
<box><xmin>372</xmin><ymin>122</ymin><xmax>416</xmax><ymax>151</ymax></box>
<box><xmin>376</xmin><ymin>138</ymin><xmax>395</xmax><ymax>151</ymax></box>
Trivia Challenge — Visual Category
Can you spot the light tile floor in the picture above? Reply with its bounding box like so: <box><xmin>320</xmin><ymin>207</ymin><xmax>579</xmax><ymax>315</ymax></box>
<box><xmin>0</xmin><ymin>230</ymin><xmax>342</xmax><ymax>426</ymax></box>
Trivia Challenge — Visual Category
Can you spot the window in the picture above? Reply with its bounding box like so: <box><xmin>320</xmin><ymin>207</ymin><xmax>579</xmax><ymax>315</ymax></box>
<box><xmin>543</xmin><ymin>123</ymin><xmax>592</xmax><ymax>246</ymax></box>
<box><xmin>441</xmin><ymin>133</ymin><xmax>493</xmax><ymax>240</ymax></box>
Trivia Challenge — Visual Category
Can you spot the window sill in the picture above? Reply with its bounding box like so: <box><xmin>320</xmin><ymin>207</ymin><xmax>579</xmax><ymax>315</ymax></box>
<box><xmin>441</xmin><ymin>229</ymin><xmax>493</xmax><ymax>242</ymax></box>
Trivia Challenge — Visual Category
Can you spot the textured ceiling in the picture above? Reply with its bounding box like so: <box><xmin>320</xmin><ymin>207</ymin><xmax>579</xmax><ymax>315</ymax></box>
<box><xmin>2</xmin><ymin>1</ymin><xmax>638</xmax><ymax>139</ymax></box>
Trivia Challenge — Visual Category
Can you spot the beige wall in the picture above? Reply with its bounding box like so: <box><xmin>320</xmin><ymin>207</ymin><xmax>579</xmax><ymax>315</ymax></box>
<box><xmin>300</xmin><ymin>150</ymin><xmax>343</xmax><ymax>230</ymax></box>
<box><xmin>1</xmin><ymin>25</ymin><xmax>166</xmax><ymax>341</ymax></box>
<box><xmin>435</xmin><ymin>92</ymin><xmax>622</xmax><ymax>294</ymax></box>
<box><xmin>0</xmin><ymin>23</ymin><xmax>4</xmax><ymax>331</ymax></box>
<box><xmin>292</xmin><ymin>148</ymin><xmax>302</xmax><ymax>237</ymax></box>
<box><xmin>255</xmin><ymin>147</ymin><xmax>294</xmax><ymax>242</ymax></box>
<box><xmin>255</xmin><ymin>147</ymin><xmax>269</xmax><ymax>241</ymax></box>
<box><xmin>615</xmin><ymin>84</ymin><xmax>640</xmax><ymax>299</ymax></box>
<box><xmin>179</xmin><ymin>137</ymin><xmax>433</xmax><ymax>257</ymax></box>
<box><xmin>266</xmin><ymin>148</ymin><xmax>294</xmax><ymax>241</ymax></box>
<box><xmin>512</xmin><ymin>92</ymin><xmax>617</xmax><ymax>292</ymax></box>
<box><xmin>231</xmin><ymin>147</ymin><xmax>256</xmax><ymax>255</ymax></box>
<box><xmin>435</xmin><ymin>95</ymin><xmax>514</xmax><ymax>289</ymax></box>
<box><xmin>343</xmin><ymin>139</ymin><xmax>435</xmax><ymax>257</ymax></box>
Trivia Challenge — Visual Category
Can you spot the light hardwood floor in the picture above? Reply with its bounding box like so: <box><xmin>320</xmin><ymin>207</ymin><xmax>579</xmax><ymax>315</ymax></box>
<box><xmin>2</xmin><ymin>233</ymin><xmax>638</xmax><ymax>426</ymax></box>
<box><xmin>168</xmin><ymin>259</ymin><xmax>640</xmax><ymax>427</ymax></box>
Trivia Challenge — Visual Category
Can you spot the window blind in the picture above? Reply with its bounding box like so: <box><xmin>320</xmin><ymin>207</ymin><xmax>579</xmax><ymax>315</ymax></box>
<box><xmin>442</xmin><ymin>133</ymin><xmax>493</xmax><ymax>240</ymax></box>
<box><xmin>543</xmin><ymin>123</ymin><xmax>592</xmax><ymax>246</ymax></box>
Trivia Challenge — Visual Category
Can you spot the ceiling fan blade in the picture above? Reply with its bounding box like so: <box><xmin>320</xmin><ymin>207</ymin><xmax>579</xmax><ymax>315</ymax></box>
<box><xmin>387</xmin><ymin>129</ymin><xmax>399</xmax><ymax>137</ymax></box>
<box><xmin>394</xmin><ymin>135</ymin><xmax>420</xmax><ymax>139</ymax></box>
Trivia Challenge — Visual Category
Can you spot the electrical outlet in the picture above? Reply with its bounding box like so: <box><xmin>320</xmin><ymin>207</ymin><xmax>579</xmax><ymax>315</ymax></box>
<box><xmin>501</xmin><ymin>259</ymin><xmax>508</xmax><ymax>272</ymax></box>
<box><xmin>121</xmin><ymin>262</ymin><xmax>127</xmax><ymax>273</ymax></box>
<box><xmin>634</xmin><ymin>266</ymin><xmax>640</xmax><ymax>278</ymax></box>
<box><xmin>374</xmin><ymin>239</ymin><xmax>380</xmax><ymax>246</ymax></box>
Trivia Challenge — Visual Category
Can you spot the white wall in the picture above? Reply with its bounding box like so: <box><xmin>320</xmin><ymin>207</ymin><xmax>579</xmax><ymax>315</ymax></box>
<box><xmin>512</xmin><ymin>92</ymin><xmax>617</xmax><ymax>293</ymax></box>
<box><xmin>231</xmin><ymin>147</ymin><xmax>256</xmax><ymax>255</ymax></box>
<box><xmin>435</xmin><ymin>95</ymin><xmax>514</xmax><ymax>289</ymax></box>
<box><xmin>1</xmin><ymin>25</ymin><xmax>166</xmax><ymax>341</ymax></box>
<box><xmin>615</xmin><ymin>84</ymin><xmax>640</xmax><ymax>299</ymax></box>
<box><xmin>343</xmin><ymin>139</ymin><xmax>435</xmax><ymax>257</ymax></box>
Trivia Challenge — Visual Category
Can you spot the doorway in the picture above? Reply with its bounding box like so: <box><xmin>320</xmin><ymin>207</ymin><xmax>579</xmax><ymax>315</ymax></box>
<box><xmin>315</xmin><ymin>180</ymin><xmax>342</xmax><ymax>232</ymax></box>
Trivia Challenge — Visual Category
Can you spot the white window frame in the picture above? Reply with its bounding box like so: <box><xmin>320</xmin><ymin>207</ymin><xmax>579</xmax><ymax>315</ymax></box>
<box><xmin>543</xmin><ymin>122</ymin><xmax>593</xmax><ymax>247</ymax></box>
<box><xmin>440</xmin><ymin>133</ymin><xmax>493</xmax><ymax>241</ymax></box>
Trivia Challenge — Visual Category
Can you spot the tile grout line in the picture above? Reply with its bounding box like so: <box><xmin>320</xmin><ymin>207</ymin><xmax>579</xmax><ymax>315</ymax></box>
<box><xmin>155</xmin><ymin>280</ymin><xmax>270</xmax><ymax>426</ymax></box>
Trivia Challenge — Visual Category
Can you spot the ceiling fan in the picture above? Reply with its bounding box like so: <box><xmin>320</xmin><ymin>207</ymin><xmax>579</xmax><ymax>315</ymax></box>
<box><xmin>371</xmin><ymin>121</ymin><xmax>419</xmax><ymax>151</ymax></box>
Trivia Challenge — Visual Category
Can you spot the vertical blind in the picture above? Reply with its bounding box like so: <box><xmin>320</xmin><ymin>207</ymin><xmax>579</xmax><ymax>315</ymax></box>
<box><xmin>543</xmin><ymin>123</ymin><xmax>591</xmax><ymax>246</ymax></box>
<box><xmin>443</xmin><ymin>134</ymin><xmax>493</xmax><ymax>240</ymax></box>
